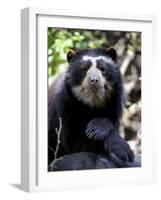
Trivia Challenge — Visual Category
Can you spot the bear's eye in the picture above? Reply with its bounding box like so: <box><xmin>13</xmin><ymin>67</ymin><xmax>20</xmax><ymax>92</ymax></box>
<box><xmin>82</xmin><ymin>66</ymin><xmax>88</xmax><ymax>72</ymax></box>
<box><xmin>97</xmin><ymin>64</ymin><xmax>105</xmax><ymax>72</ymax></box>
<box><xmin>82</xmin><ymin>61</ymin><xmax>91</xmax><ymax>73</ymax></box>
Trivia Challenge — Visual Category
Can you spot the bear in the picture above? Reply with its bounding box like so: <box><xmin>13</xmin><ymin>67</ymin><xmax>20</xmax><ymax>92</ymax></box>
<box><xmin>48</xmin><ymin>47</ymin><xmax>134</xmax><ymax>168</ymax></box>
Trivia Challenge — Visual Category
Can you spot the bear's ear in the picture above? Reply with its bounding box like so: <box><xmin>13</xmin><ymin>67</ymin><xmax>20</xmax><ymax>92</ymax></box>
<box><xmin>106</xmin><ymin>48</ymin><xmax>117</xmax><ymax>61</ymax></box>
<box><xmin>67</xmin><ymin>49</ymin><xmax>77</xmax><ymax>62</ymax></box>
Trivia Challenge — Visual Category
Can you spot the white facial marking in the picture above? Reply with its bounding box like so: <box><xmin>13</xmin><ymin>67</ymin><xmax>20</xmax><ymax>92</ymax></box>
<box><xmin>82</xmin><ymin>55</ymin><xmax>114</xmax><ymax>65</ymax></box>
<box><xmin>72</xmin><ymin>56</ymin><xmax>113</xmax><ymax>108</ymax></box>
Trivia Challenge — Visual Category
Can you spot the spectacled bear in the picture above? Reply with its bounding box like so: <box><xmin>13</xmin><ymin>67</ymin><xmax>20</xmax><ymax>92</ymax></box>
<box><xmin>48</xmin><ymin>48</ymin><xmax>134</xmax><ymax>168</ymax></box>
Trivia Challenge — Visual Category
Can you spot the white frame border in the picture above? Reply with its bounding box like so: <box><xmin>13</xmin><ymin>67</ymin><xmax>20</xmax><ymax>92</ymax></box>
<box><xmin>21</xmin><ymin>7</ymin><xmax>157</xmax><ymax>192</ymax></box>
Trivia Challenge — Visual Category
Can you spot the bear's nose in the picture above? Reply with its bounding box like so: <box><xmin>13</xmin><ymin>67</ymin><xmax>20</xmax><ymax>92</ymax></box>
<box><xmin>90</xmin><ymin>77</ymin><xmax>99</xmax><ymax>84</ymax></box>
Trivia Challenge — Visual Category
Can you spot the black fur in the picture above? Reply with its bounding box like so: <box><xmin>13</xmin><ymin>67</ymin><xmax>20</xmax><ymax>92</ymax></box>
<box><xmin>48</xmin><ymin>48</ymin><xmax>134</xmax><ymax>166</ymax></box>
<box><xmin>85</xmin><ymin>118</ymin><xmax>134</xmax><ymax>163</ymax></box>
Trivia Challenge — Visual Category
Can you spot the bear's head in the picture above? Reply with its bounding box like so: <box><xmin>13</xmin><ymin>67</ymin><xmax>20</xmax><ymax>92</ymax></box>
<box><xmin>66</xmin><ymin>48</ymin><xmax>123</xmax><ymax>108</ymax></box>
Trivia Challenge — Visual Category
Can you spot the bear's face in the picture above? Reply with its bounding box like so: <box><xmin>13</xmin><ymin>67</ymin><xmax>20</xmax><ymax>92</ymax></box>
<box><xmin>66</xmin><ymin>48</ymin><xmax>122</xmax><ymax>108</ymax></box>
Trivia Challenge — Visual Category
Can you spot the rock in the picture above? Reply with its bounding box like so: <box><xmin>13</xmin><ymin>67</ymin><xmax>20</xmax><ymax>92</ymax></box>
<box><xmin>49</xmin><ymin>152</ymin><xmax>141</xmax><ymax>171</ymax></box>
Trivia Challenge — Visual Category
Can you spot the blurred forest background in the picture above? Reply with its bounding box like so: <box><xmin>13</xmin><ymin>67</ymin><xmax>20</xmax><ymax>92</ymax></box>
<box><xmin>48</xmin><ymin>28</ymin><xmax>141</xmax><ymax>155</ymax></box>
